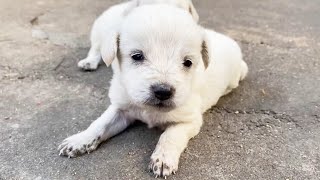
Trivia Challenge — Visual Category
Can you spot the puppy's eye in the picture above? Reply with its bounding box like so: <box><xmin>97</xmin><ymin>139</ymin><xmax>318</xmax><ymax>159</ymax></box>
<box><xmin>131</xmin><ymin>51</ymin><xmax>145</xmax><ymax>61</ymax></box>
<box><xmin>183</xmin><ymin>59</ymin><xmax>193</xmax><ymax>68</ymax></box>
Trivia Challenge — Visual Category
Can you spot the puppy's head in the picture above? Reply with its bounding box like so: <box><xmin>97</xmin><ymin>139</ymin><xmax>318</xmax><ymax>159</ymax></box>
<box><xmin>105</xmin><ymin>5</ymin><xmax>209</xmax><ymax>111</ymax></box>
<box><xmin>130</xmin><ymin>0</ymin><xmax>199</xmax><ymax>22</ymax></box>
<box><xmin>101</xmin><ymin>0</ymin><xmax>199</xmax><ymax>64</ymax></box>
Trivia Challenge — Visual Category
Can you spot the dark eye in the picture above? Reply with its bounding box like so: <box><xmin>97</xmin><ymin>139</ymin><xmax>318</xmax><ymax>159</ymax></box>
<box><xmin>131</xmin><ymin>51</ymin><xmax>145</xmax><ymax>61</ymax></box>
<box><xmin>183</xmin><ymin>59</ymin><xmax>193</xmax><ymax>68</ymax></box>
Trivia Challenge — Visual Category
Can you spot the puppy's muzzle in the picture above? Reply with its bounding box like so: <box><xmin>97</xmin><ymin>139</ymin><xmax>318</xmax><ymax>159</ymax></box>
<box><xmin>145</xmin><ymin>83</ymin><xmax>176</xmax><ymax>110</ymax></box>
<box><xmin>151</xmin><ymin>84</ymin><xmax>175</xmax><ymax>101</ymax></box>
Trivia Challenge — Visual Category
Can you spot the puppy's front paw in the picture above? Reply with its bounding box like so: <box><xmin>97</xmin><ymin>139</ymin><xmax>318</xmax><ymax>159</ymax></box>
<box><xmin>78</xmin><ymin>58</ymin><xmax>99</xmax><ymax>70</ymax></box>
<box><xmin>58</xmin><ymin>131</ymin><xmax>101</xmax><ymax>158</ymax></box>
<box><xmin>149</xmin><ymin>147</ymin><xmax>179</xmax><ymax>178</ymax></box>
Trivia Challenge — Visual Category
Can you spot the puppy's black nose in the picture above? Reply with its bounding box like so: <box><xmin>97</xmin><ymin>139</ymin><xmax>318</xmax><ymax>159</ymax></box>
<box><xmin>151</xmin><ymin>84</ymin><xmax>175</xmax><ymax>101</ymax></box>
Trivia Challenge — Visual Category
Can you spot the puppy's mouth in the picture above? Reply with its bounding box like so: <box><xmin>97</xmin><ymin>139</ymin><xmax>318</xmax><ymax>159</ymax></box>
<box><xmin>143</xmin><ymin>98</ymin><xmax>176</xmax><ymax>112</ymax></box>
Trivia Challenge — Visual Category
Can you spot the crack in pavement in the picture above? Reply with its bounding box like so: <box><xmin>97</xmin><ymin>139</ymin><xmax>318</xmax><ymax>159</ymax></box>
<box><xmin>30</xmin><ymin>13</ymin><xmax>45</xmax><ymax>26</ymax></box>
<box><xmin>236</xmin><ymin>38</ymin><xmax>274</xmax><ymax>48</ymax></box>
<box><xmin>209</xmin><ymin>107</ymin><xmax>302</xmax><ymax>128</ymax></box>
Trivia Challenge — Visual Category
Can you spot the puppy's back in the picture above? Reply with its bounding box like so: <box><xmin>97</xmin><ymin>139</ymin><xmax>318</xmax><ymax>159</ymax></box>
<box><xmin>200</xmin><ymin>30</ymin><xmax>248</xmax><ymax>111</ymax></box>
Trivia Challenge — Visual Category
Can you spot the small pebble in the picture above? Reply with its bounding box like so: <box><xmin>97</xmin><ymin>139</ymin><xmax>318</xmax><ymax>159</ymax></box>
<box><xmin>17</xmin><ymin>76</ymin><xmax>25</xmax><ymax>79</ymax></box>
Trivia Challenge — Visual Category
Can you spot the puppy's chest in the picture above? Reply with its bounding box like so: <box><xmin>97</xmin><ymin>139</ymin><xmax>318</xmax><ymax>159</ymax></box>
<box><xmin>124</xmin><ymin>107</ymin><xmax>175</xmax><ymax>128</ymax></box>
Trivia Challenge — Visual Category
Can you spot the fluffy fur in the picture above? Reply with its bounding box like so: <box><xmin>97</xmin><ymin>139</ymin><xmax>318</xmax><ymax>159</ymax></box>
<box><xmin>59</xmin><ymin>4</ymin><xmax>248</xmax><ymax>178</ymax></box>
<box><xmin>77</xmin><ymin>0</ymin><xmax>199</xmax><ymax>70</ymax></box>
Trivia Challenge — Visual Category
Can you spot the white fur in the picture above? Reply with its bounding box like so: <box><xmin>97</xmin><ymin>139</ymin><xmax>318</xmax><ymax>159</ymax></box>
<box><xmin>59</xmin><ymin>4</ymin><xmax>248</xmax><ymax>178</ymax></box>
<box><xmin>78</xmin><ymin>0</ymin><xmax>199</xmax><ymax>70</ymax></box>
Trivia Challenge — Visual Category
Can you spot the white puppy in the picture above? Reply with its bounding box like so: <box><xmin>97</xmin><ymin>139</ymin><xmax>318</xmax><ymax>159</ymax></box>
<box><xmin>59</xmin><ymin>5</ymin><xmax>248</xmax><ymax>178</ymax></box>
<box><xmin>78</xmin><ymin>0</ymin><xmax>199</xmax><ymax>70</ymax></box>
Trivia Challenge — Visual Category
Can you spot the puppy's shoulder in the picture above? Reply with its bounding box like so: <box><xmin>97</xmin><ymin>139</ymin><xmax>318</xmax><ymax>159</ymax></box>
<box><xmin>205</xmin><ymin>29</ymin><xmax>240</xmax><ymax>51</ymax></box>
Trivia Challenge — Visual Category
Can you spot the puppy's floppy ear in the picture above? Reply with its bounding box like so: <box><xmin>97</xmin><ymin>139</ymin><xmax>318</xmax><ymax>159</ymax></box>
<box><xmin>101</xmin><ymin>0</ymin><xmax>139</xmax><ymax>66</ymax></box>
<box><xmin>100</xmin><ymin>32</ymin><xmax>119</xmax><ymax>67</ymax></box>
<box><xmin>201</xmin><ymin>32</ymin><xmax>210</xmax><ymax>69</ymax></box>
<box><xmin>188</xmin><ymin>0</ymin><xmax>199</xmax><ymax>22</ymax></box>
<box><xmin>201</xmin><ymin>40</ymin><xmax>209</xmax><ymax>69</ymax></box>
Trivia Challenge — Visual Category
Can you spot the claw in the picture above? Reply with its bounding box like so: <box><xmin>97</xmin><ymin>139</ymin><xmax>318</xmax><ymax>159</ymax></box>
<box><xmin>68</xmin><ymin>155</ymin><xmax>71</xmax><ymax>159</ymax></box>
<box><xmin>155</xmin><ymin>175</ymin><xmax>158</xmax><ymax>178</ymax></box>
<box><xmin>172</xmin><ymin>171</ymin><xmax>176</xmax><ymax>175</ymax></box>
<box><xmin>164</xmin><ymin>176</ymin><xmax>167</xmax><ymax>179</ymax></box>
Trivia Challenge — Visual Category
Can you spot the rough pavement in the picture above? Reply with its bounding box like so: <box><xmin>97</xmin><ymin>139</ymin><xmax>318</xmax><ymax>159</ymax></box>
<box><xmin>0</xmin><ymin>0</ymin><xmax>319</xmax><ymax>179</ymax></box>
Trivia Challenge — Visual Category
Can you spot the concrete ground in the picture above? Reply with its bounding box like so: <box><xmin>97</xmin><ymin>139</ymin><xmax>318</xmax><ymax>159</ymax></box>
<box><xmin>0</xmin><ymin>0</ymin><xmax>319</xmax><ymax>179</ymax></box>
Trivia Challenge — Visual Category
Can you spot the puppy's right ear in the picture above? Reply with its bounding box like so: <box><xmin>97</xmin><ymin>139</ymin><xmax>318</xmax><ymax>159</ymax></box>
<box><xmin>101</xmin><ymin>1</ymin><xmax>140</xmax><ymax>66</ymax></box>
<box><xmin>100</xmin><ymin>32</ymin><xmax>119</xmax><ymax>67</ymax></box>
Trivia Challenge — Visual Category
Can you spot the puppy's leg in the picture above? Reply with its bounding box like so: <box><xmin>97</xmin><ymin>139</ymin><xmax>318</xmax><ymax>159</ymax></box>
<box><xmin>149</xmin><ymin>117</ymin><xmax>202</xmax><ymax>177</ymax></box>
<box><xmin>58</xmin><ymin>105</ymin><xmax>132</xmax><ymax>157</ymax></box>
<box><xmin>223</xmin><ymin>60</ymin><xmax>249</xmax><ymax>96</ymax></box>
<box><xmin>240</xmin><ymin>60</ymin><xmax>248</xmax><ymax>81</ymax></box>
<box><xmin>77</xmin><ymin>2</ymin><xmax>131</xmax><ymax>70</ymax></box>
<box><xmin>77</xmin><ymin>43</ymin><xmax>102</xmax><ymax>70</ymax></box>
<box><xmin>78</xmin><ymin>16</ymin><xmax>104</xmax><ymax>71</ymax></box>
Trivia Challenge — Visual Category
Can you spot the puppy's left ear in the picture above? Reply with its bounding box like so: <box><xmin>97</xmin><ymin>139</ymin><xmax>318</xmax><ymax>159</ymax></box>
<box><xmin>201</xmin><ymin>39</ymin><xmax>210</xmax><ymax>69</ymax></box>
<box><xmin>188</xmin><ymin>0</ymin><xmax>199</xmax><ymax>22</ymax></box>
<box><xmin>100</xmin><ymin>32</ymin><xmax>119</xmax><ymax>67</ymax></box>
